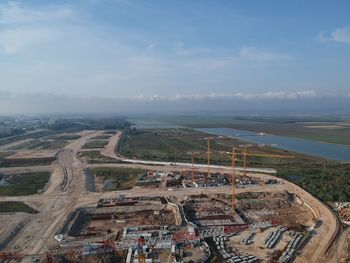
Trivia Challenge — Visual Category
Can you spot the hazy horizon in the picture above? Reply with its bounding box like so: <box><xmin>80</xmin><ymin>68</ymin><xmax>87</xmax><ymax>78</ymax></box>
<box><xmin>1</xmin><ymin>1</ymin><xmax>350</xmax><ymax>114</ymax></box>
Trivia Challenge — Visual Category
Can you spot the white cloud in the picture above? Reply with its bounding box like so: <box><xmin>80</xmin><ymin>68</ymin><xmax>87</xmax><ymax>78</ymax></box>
<box><xmin>331</xmin><ymin>26</ymin><xmax>350</xmax><ymax>44</ymax></box>
<box><xmin>0</xmin><ymin>1</ymin><xmax>73</xmax><ymax>24</ymax></box>
<box><xmin>0</xmin><ymin>90</ymin><xmax>323</xmax><ymax>104</ymax></box>
<box><xmin>0</xmin><ymin>2</ymin><xmax>73</xmax><ymax>54</ymax></box>
<box><xmin>1</xmin><ymin>90</ymin><xmax>349</xmax><ymax>114</ymax></box>
<box><xmin>0</xmin><ymin>27</ymin><xmax>58</xmax><ymax>54</ymax></box>
<box><xmin>115</xmin><ymin>90</ymin><xmax>319</xmax><ymax>102</ymax></box>
<box><xmin>321</xmin><ymin>26</ymin><xmax>350</xmax><ymax>44</ymax></box>
<box><xmin>239</xmin><ymin>47</ymin><xmax>292</xmax><ymax>61</ymax></box>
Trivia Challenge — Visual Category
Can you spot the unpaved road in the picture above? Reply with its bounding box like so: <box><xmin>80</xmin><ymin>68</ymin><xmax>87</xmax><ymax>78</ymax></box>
<box><xmin>0</xmin><ymin>131</ymin><xmax>101</xmax><ymax>257</ymax></box>
<box><xmin>0</xmin><ymin>130</ymin><xmax>347</xmax><ymax>263</ymax></box>
<box><xmin>97</xmin><ymin>130</ymin><xmax>347</xmax><ymax>263</ymax></box>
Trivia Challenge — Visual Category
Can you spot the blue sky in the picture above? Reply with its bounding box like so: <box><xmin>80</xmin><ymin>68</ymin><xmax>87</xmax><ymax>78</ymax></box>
<box><xmin>0</xmin><ymin>0</ymin><xmax>349</xmax><ymax>114</ymax></box>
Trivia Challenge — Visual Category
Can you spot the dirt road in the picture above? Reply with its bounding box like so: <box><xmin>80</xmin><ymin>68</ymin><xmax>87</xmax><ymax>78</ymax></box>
<box><xmin>0</xmin><ymin>130</ymin><xmax>345</xmax><ymax>263</ymax></box>
<box><xmin>0</xmin><ymin>131</ymin><xmax>101</xmax><ymax>257</ymax></box>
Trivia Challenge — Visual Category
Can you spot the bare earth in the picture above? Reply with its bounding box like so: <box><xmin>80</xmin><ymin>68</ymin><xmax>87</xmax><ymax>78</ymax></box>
<box><xmin>7</xmin><ymin>150</ymin><xmax>58</xmax><ymax>159</ymax></box>
<box><xmin>0</xmin><ymin>130</ymin><xmax>347</xmax><ymax>262</ymax></box>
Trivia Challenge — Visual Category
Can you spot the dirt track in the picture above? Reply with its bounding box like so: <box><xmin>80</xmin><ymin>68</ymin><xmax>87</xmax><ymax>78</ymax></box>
<box><xmin>0</xmin><ymin>130</ymin><xmax>347</xmax><ymax>262</ymax></box>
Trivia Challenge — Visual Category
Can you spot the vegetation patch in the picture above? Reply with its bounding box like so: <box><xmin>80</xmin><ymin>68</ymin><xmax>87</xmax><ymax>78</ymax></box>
<box><xmin>92</xmin><ymin>167</ymin><xmax>147</xmax><ymax>191</ymax></box>
<box><xmin>82</xmin><ymin>140</ymin><xmax>109</xmax><ymax>149</ymax></box>
<box><xmin>31</xmin><ymin>140</ymin><xmax>69</xmax><ymax>149</ymax></box>
<box><xmin>118</xmin><ymin>128</ymin><xmax>288</xmax><ymax>164</ymax></box>
<box><xmin>150</xmin><ymin>115</ymin><xmax>350</xmax><ymax>146</ymax></box>
<box><xmin>0</xmin><ymin>157</ymin><xmax>56</xmax><ymax>167</ymax></box>
<box><xmin>47</xmin><ymin>134</ymin><xmax>81</xmax><ymax>140</ymax></box>
<box><xmin>0</xmin><ymin>130</ymin><xmax>57</xmax><ymax>146</ymax></box>
<box><xmin>118</xmin><ymin>128</ymin><xmax>350</xmax><ymax>202</ymax></box>
<box><xmin>0</xmin><ymin>201</ymin><xmax>38</xmax><ymax>213</ymax></box>
<box><xmin>0</xmin><ymin>151</ymin><xmax>14</xmax><ymax>160</ymax></box>
<box><xmin>47</xmin><ymin>117</ymin><xmax>130</xmax><ymax>132</ymax></box>
<box><xmin>79</xmin><ymin>151</ymin><xmax>122</xmax><ymax>164</ymax></box>
<box><xmin>0</xmin><ymin>172</ymin><xmax>50</xmax><ymax>196</ymax></box>
<box><xmin>8</xmin><ymin>140</ymin><xmax>68</xmax><ymax>150</ymax></box>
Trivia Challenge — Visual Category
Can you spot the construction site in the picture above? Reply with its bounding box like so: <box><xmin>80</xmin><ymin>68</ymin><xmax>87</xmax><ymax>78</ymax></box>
<box><xmin>0</xmin><ymin>129</ymin><xmax>348</xmax><ymax>263</ymax></box>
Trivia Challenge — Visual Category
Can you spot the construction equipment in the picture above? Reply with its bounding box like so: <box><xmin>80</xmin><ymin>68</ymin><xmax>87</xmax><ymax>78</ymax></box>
<box><xmin>226</xmin><ymin>145</ymin><xmax>294</xmax><ymax>211</ymax></box>
<box><xmin>197</xmin><ymin>137</ymin><xmax>215</xmax><ymax>176</ymax></box>
<box><xmin>230</xmin><ymin>147</ymin><xmax>237</xmax><ymax>210</ymax></box>
<box><xmin>187</xmin><ymin>151</ymin><xmax>201</xmax><ymax>182</ymax></box>
<box><xmin>207</xmin><ymin>137</ymin><xmax>211</xmax><ymax>176</ymax></box>
<box><xmin>236</xmin><ymin>145</ymin><xmax>294</xmax><ymax>178</ymax></box>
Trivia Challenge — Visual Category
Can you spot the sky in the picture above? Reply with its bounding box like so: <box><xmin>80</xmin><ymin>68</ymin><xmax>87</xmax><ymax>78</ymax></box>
<box><xmin>0</xmin><ymin>0</ymin><xmax>349</xmax><ymax>114</ymax></box>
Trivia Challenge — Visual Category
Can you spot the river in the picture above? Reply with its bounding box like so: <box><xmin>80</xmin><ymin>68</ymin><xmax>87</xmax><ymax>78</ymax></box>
<box><xmin>196</xmin><ymin>128</ymin><xmax>350</xmax><ymax>162</ymax></box>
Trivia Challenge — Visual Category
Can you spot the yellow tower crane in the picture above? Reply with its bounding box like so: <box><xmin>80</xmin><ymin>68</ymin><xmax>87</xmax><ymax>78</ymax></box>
<box><xmin>188</xmin><ymin>151</ymin><xmax>201</xmax><ymax>182</ymax></box>
<box><xmin>196</xmin><ymin>136</ymin><xmax>215</xmax><ymax>177</ymax></box>
<box><xmin>207</xmin><ymin>137</ymin><xmax>211</xmax><ymax>176</ymax></box>
<box><xmin>226</xmin><ymin>147</ymin><xmax>294</xmax><ymax>211</ymax></box>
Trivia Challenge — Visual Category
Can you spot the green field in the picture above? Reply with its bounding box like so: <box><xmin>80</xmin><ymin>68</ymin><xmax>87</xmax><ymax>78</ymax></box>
<box><xmin>0</xmin><ymin>151</ymin><xmax>13</xmax><ymax>160</ymax></box>
<box><xmin>0</xmin><ymin>172</ymin><xmax>51</xmax><ymax>196</ymax></box>
<box><xmin>47</xmin><ymin>134</ymin><xmax>81</xmax><ymax>140</ymax></box>
<box><xmin>82</xmin><ymin>140</ymin><xmax>109</xmax><ymax>149</ymax></box>
<box><xmin>118</xmin><ymin>128</ymin><xmax>294</xmax><ymax>165</ymax></box>
<box><xmin>7</xmin><ymin>139</ymin><xmax>69</xmax><ymax>150</ymax></box>
<box><xmin>0</xmin><ymin>201</ymin><xmax>38</xmax><ymax>213</ymax></box>
<box><xmin>79</xmin><ymin>151</ymin><xmax>122</xmax><ymax>164</ymax></box>
<box><xmin>118</xmin><ymin>128</ymin><xmax>350</xmax><ymax>202</ymax></box>
<box><xmin>146</xmin><ymin>115</ymin><xmax>350</xmax><ymax>146</ymax></box>
<box><xmin>0</xmin><ymin>157</ymin><xmax>56</xmax><ymax>168</ymax></box>
<box><xmin>32</xmin><ymin>140</ymin><xmax>69</xmax><ymax>149</ymax></box>
<box><xmin>295</xmin><ymin>134</ymin><xmax>350</xmax><ymax>145</ymax></box>
<box><xmin>91</xmin><ymin>167</ymin><xmax>147</xmax><ymax>191</ymax></box>
<box><xmin>0</xmin><ymin>129</ymin><xmax>57</xmax><ymax>146</ymax></box>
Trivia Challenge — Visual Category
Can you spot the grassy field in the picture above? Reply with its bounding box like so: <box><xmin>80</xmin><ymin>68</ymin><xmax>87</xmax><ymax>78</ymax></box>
<box><xmin>0</xmin><ymin>151</ymin><xmax>13</xmax><ymax>160</ymax></box>
<box><xmin>295</xmin><ymin>134</ymin><xmax>350</xmax><ymax>145</ymax></box>
<box><xmin>91</xmin><ymin>167</ymin><xmax>147</xmax><ymax>191</ymax></box>
<box><xmin>0</xmin><ymin>129</ymin><xmax>57</xmax><ymax>146</ymax></box>
<box><xmin>118</xmin><ymin>128</ymin><xmax>350</xmax><ymax>202</ymax></box>
<box><xmin>0</xmin><ymin>172</ymin><xmax>50</xmax><ymax>196</ymax></box>
<box><xmin>48</xmin><ymin>134</ymin><xmax>81</xmax><ymax>140</ymax></box>
<box><xmin>82</xmin><ymin>140</ymin><xmax>109</xmax><ymax>149</ymax></box>
<box><xmin>0</xmin><ymin>201</ymin><xmax>38</xmax><ymax>213</ymax></box>
<box><xmin>32</xmin><ymin>140</ymin><xmax>68</xmax><ymax>149</ymax></box>
<box><xmin>148</xmin><ymin>115</ymin><xmax>350</xmax><ymax>146</ymax></box>
<box><xmin>8</xmin><ymin>139</ymin><xmax>69</xmax><ymax>150</ymax></box>
<box><xmin>79</xmin><ymin>151</ymin><xmax>122</xmax><ymax>164</ymax></box>
<box><xmin>0</xmin><ymin>157</ymin><xmax>56</xmax><ymax>168</ymax></box>
<box><xmin>118</xmin><ymin>128</ymin><xmax>293</xmax><ymax>164</ymax></box>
